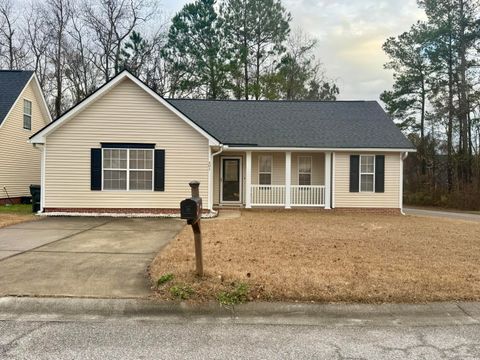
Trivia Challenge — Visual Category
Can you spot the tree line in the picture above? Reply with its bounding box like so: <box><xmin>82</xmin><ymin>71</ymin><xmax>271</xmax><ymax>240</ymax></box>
<box><xmin>382</xmin><ymin>0</ymin><xmax>480</xmax><ymax>210</ymax></box>
<box><xmin>0</xmin><ymin>0</ymin><xmax>339</xmax><ymax>118</ymax></box>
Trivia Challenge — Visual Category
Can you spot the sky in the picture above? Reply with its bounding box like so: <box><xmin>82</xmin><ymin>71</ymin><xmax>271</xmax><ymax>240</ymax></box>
<box><xmin>161</xmin><ymin>0</ymin><xmax>426</xmax><ymax>102</ymax></box>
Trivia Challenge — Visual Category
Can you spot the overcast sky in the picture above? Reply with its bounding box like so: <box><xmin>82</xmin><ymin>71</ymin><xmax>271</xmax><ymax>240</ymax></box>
<box><xmin>161</xmin><ymin>0</ymin><xmax>426</xmax><ymax>102</ymax></box>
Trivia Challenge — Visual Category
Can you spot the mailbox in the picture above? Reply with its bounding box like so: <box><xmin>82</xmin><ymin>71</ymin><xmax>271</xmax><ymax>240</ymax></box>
<box><xmin>180</xmin><ymin>197</ymin><xmax>202</xmax><ymax>224</ymax></box>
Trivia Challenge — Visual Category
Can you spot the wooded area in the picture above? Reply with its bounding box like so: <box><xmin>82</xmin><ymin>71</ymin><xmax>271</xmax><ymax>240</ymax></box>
<box><xmin>0</xmin><ymin>0</ymin><xmax>339</xmax><ymax>118</ymax></box>
<box><xmin>382</xmin><ymin>0</ymin><xmax>480</xmax><ymax>210</ymax></box>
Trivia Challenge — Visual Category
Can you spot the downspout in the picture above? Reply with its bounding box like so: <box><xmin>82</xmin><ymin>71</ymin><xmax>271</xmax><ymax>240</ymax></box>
<box><xmin>400</xmin><ymin>152</ymin><xmax>409</xmax><ymax>215</ymax></box>
<box><xmin>208</xmin><ymin>145</ymin><xmax>225</xmax><ymax>211</ymax></box>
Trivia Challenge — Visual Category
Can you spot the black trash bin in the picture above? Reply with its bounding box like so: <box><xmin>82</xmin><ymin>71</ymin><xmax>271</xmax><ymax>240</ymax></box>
<box><xmin>29</xmin><ymin>185</ymin><xmax>41</xmax><ymax>213</ymax></box>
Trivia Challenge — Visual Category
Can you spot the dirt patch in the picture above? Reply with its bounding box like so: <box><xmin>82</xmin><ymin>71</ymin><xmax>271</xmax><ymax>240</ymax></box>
<box><xmin>150</xmin><ymin>210</ymin><xmax>480</xmax><ymax>303</ymax></box>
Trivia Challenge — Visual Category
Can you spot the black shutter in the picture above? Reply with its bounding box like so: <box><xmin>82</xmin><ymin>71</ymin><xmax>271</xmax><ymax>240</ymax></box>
<box><xmin>350</xmin><ymin>155</ymin><xmax>360</xmax><ymax>192</ymax></box>
<box><xmin>91</xmin><ymin>148</ymin><xmax>102</xmax><ymax>191</ymax></box>
<box><xmin>375</xmin><ymin>155</ymin><xmax>385</xmax><ymax>193</ymax></box>
<box><xmin>154</xmin><ymin>149</ymin><xmax>165</xmax><ymax>191</ymax></box>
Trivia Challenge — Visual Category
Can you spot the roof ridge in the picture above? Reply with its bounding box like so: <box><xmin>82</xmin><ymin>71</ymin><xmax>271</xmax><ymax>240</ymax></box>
<box><xmin>167</xmin><ymin>98</ymin><xmax>372</xmax><ymax>103</ymax></box>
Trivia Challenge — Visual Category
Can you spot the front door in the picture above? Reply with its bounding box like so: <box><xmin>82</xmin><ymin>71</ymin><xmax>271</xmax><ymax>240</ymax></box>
<box><xmin>221</xmin><ymin>157</ymin><xmax>242</xmax><ymax>203</ymax></box>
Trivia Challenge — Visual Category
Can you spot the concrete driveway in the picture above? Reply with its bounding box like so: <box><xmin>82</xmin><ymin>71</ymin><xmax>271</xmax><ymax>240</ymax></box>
<box><xmin>0</xmin><ymin>217</ymin><xmax>184</xmax><ymax>298</ymax></box>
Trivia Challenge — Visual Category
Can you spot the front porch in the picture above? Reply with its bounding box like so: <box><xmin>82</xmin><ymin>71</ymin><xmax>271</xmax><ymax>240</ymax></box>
<box><xmin>213</xmin><ymin>151</ymin><xmax>332</xmax><ymax>209</ymax></box>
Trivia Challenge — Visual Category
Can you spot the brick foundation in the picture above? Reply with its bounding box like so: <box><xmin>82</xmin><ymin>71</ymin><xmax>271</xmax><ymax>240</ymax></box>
<box><xmin>0</xmin><ymin>197</ymin><xmax>22</xmax><ymax>205</ymax></box>
<box><xmin>333</xmin><ymin>207</ymin><xmax>401</xmax><ymax>215</ymax></box>
<box><xmin>43</xmin><ymin>208</ymin><xmax>211</xmax><ymax>215</ymax></box>
<box><xmin>240</xmin><ymin>207</ymin><xmax>402</xmax><ymax>215</ymax></box>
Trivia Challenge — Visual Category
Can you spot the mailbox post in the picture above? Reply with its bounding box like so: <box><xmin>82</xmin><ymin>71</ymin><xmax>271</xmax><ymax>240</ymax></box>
<box><xmin>180</xmin><ymin>181</ymin><xmax>203</xmax><ymax>277</ymax></box>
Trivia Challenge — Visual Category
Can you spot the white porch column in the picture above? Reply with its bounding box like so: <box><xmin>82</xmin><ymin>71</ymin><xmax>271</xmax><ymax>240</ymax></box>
<box><xmin>285</xmin><ymin>151</ymin><xmax>291</xmax><ymax>209</ymax></box>
<box><xmin>324</xmin><ymin>152</ymin><xmax>332</xmax><ymax>209</ymax></box>
<box><xmin>245</xmin><ymin>151</ymin><xmax>252</xmax><ymax>208</ymax></box>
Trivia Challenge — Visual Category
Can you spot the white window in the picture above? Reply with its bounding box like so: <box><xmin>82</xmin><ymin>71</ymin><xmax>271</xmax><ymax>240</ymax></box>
<box><xmin>298</xmin><ymin>156</ymin><xmax>312</xmax><ymax>186</ymax></box>
<box><xmin>360</xmin><ymin>155</ymin><xmax>375</xmax><ymax>192</ymax></box>
<box><xmin>23</xmin><ymin>99</ymin><xmax>32</xmax><ymax>130</ymax></box>
<box><xmin>103</xmin><ymin>148</ymin><xmax>153</xmax><ymax>191</ymax></box>
<box><xmin>258</xmin><ymin>155</ymin><xmax>272</xmax><ymax>185</ymax></box>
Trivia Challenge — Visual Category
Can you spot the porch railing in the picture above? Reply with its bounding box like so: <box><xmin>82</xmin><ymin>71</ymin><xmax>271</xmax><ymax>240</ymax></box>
<box><xmin>290</xmin><ymin>185</ymin><xmax>325</xmax><ymax>206</ymax></box>
<box><xmin>251</xmin><ymin>185</ymin><xmax>285</xmax><ymax>206</ymax></box>
<box><xmin>250</xmin><ymin>185</ymin><xmax>326</xmax><ymax>207</ymax></box>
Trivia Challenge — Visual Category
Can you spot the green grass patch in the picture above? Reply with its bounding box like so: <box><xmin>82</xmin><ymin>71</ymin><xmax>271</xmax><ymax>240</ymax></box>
<box><xmin>169</xmin><ymin>283</ymin><xmax>194</xmax><ymax>300</ymax></box>
<box><xmin>0</xmin><ymin>204</ymin><xmax>32</xmax><ymax>215</ymax></box>
<box><xmin>156</xmin><ymin>273</ymin><xmax>174</xmax><ymax>287</ymax></box>
<box><xmin>217</xmin><ymin>282</ymin><xmax>249</xmax><ymax>306</ymax></box>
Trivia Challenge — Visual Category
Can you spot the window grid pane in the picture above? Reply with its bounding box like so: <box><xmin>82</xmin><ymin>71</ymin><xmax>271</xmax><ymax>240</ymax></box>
<box><xmin>360</xmin><ymin>155</ymin><xmax>374</xmax><ymax>173</ymax></box>
<box><xmin>103</xmin><ymin>170</ymin><xmax>127</xmax><ymax>190</ymax></box>
<box><xmin>259</xmin><ymin>173</ymin><xmax>271</xmax><ymax>185</ymax></box>
<box><xmin>129</xmin><ymin>170</ymin><xmax>153</xmax><ymax>190</ymax></box>
<box><xmin>299</xmin><ymin>157</ymin><xmax>311</xmax><ymax>173</ymax></box>
<box><xmin>259</xmin><ymin>156</ymin><xmax>272</xmax><ymax>173</ymax></box>
<box><xmin>361</xmin><ymin>174</ymin><xmax>374</xmax><ymax>192</ymax></box>
<box><xmin>24</xmin><ymin>100</ymin><xmax>32</xmax><ymax>115</ymax></box>
<box><xmin>299</xmin><ymin>174</ymin><xmax>311</xmax><ymax>186</ymax></box>
<box><xmin>129</xmin><ymin>149</ymin><xmax>153</xmax><ymax>170</ymax></box>
<box><xmin>23</xmin><ymin>114</ymin><xmax>31</xmax><ymax>130</ymax></box>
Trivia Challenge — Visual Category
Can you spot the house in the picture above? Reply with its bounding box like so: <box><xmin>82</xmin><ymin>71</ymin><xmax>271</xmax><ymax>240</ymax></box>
<box><xmin>29</xmin><ymin>70</ymin><xmax>415</xmax><ymax>215</ymax></box>
<box><xmin>0</xmin><ymin>70</ymin><xmax>52</xmax><ymax>204</ymax></box>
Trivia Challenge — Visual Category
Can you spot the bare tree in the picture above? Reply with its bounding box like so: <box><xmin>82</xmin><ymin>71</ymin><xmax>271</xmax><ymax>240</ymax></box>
<box><xmin>83</xmin><ymin>0</ymin><xmax>154</xmax><ymax>81</ymax></box>
<box><xmin>0</xmin><ymin>0</ymin><xmax>25</xmax><ymax>69</ymax></box>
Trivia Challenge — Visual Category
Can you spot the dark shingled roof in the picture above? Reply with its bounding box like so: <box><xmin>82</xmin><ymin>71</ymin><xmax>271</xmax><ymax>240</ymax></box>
<box><xmin>167</xmin><ymin>99</ymin><xmax>414</xmax><ymax>149</ymax></box>
<box><xmin>0</xmin><ymin>70</ymin><xmax>34</xmax><ymax>125</ymax></box>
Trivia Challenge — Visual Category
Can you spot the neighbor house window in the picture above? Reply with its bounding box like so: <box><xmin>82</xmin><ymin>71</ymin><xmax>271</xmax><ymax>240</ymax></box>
<box><xmin>23</xmin><ymin>99</ymin><xmax>32</xmax><ymax>130</ymax></box>
<box><xmin>298</xmin><ymin>156</ymin><xmax>312</xmax><ymax>185</ymax></box>
<box><xmin>102</xmin><ymin>148</ymin><xmax>153</xmax><ymax>191</ymax></box>
<box><xmin>258</xmin><ymin>155</ymin><xmax>272</xmax><ymax>185</ymax></box>
<box><xmin>360</xmin><ymin>155</ymin><xmax>375</xmax><ymax>192</ymax></box>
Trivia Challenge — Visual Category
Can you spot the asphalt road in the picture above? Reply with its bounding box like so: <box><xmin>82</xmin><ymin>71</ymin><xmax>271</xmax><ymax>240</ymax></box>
<box><xmin>403</xmin><ymin>207</ymin><xmax>480</xmax><ymax>222</ymax></box>
<box><xmin>1</xmin><ymin>317</ymin><xmax>479</xmax><ymax>360</ymax></box>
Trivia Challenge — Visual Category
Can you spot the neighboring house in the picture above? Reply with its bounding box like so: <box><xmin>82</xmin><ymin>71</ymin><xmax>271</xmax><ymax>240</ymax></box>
<box><xmin>30</xmin><ymin>70</ymin><xmax>415</xmax><ymax>215</ymax></box>
<box><xmin>0</xmin><ymin>70</ymin><xmax>52</xmax><ymax>204</ymax></box>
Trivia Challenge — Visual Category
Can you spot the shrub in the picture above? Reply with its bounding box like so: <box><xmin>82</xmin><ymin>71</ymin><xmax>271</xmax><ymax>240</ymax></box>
<box><xmin>169</xmin><ymin>284</ymin><xmax>194</xmax><ymax>300</ymax></box>
<box><xmin>156</xmin><ymin>273</ymin><xmax>174</xmax><ymax>287</ymax></box>
<box><xmin>217</xmin><ymin>282</ymin><xmax>249</xmax><ymax>306</ymax></box>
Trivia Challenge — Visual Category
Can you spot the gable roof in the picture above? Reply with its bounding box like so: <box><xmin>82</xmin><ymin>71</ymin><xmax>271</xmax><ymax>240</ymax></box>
<box><xmin>30</xmin><ymin>70</ymin><xmax>413</xmax><ymax>150</ymax></box>
<box><xmin>168</xmin><ymin>99</ymin><xmax>414</xmax><ymax>150</ymax></box>
<box><xmin>29</xmin><ymin>71</ymin><xmax>220</xmax><ymax>145</ymax></box>
<box><xmin>0</xmin><ymin>70</ymin><xmax>34</xmax><ymax>125</ymax></box>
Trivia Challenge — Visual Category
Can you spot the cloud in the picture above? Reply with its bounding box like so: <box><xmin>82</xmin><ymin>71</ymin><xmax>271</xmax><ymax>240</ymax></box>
<box><xmin>284</xmin><ymin>0</ymin><xmax>426</xmax><ymax>100</ymax></box>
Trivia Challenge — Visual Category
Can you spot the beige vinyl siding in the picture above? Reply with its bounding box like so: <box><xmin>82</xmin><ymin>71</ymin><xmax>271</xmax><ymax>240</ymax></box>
<box><xmin>334</xmin><ymin>152</ymin><xmax>401</xmax><ymax>208</ymax></box>
<box><xmin>0</xmin><ymin>80</ymin><xmax>48</xmax><ymax>198</ymax></box>
<box><xmin>44</xmin><ymin>78</ymin><xmax>209</xmax><ymax>209</ymax></box>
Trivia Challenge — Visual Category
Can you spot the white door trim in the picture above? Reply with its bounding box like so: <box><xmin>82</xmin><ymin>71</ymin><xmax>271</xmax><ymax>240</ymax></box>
<box><xmin>220</xmin><ymin>156</ymin><xmax>243</xmax><ymax>204</ymax></box>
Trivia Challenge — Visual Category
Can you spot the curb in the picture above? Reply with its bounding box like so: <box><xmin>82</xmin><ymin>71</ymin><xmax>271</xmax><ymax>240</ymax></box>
<box><xmin>1</xmin><ymin>297</ymin><xmax>480</xmax><ymax>326</ymax></box>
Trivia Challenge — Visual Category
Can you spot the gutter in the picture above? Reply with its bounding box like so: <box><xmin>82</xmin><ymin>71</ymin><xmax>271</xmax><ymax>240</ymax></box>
<box><xmin>400</xmin><ymin>151</ymin><xmax>409</xmax><ymax>215</ymax></box>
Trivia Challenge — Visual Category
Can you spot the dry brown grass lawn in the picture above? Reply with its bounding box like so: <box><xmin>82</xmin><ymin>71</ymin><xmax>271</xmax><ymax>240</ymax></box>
<box><xmin>150</xmin><ymin>210</ymin><xmax>480</xmax><ymax>303</ymax></box>
<box><xmin>0</xmin><ymin>213</ymin><xmax>35</xmax><ymax>229</ymax></box>
<box><xmin>0</xmin><ymin>204</ymin><xmax>36</xmax><ymax>228</ymax></box>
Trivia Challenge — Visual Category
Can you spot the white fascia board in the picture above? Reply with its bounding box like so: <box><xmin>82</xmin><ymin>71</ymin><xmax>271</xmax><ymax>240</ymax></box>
<box><xmin>31</xmin><ymin>74</ymin><xmax>53</xmax><ymax>124</ymax></box>
<box><xmin>30</xmin><ymin>71</ymin><xmax>221</xmax><ymax>146</ymax></box>
<box><xmin>223</xmin><ymin>146</ymin><xmax>417</xmax><ymax>153</ymax></box>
